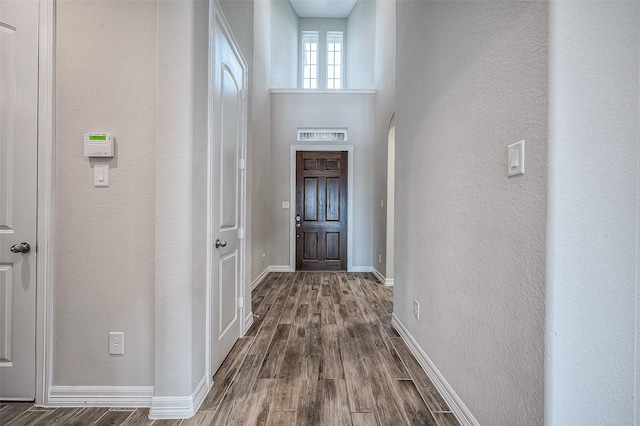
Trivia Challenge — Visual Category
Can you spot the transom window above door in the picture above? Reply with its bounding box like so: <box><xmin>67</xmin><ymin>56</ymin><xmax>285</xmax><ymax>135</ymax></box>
<box><xmin>302</xmin><ymin>31</ymin><xmax>319</xmax><ymax>89</ymax></box>
<box><xmin>300</xmin><ymin>30</ymin><xmax>344</xmax><ymax>89</ymax></box>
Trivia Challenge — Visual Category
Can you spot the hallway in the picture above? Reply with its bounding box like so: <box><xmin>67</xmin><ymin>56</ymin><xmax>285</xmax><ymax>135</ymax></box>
<box><xmin>1</xmin><ymin>272</ymin><xmax>459</xmax><ymax>425</ymax></box>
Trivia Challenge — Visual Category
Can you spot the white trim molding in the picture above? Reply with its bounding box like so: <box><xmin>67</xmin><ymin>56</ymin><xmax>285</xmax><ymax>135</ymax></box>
<box><xmin>251</xmin><ymin>267</ymin><xmax>270</xmax><ymax>290</ymax></box>
<box><xmin>190</xmin><ymin>375</ymin><xmax>210</xmax><ymax>418</ymax></box>
<box><xmin>372</xmin><ymin>268</ymin><xmax>394</xmax><ymax>286</ymax></box>
<box><xmin>244</xmin><ymin>312</ymin><xmax>254</xmax><ymax>334</ymax></box>
<box><xmin>372</xmin><ymin>268</ymin><xmax>384</xmax><ymax>283</ymax></box>
<box><xmin>150</xmin><ymin>375</ymin><xmax>209</xmax><ymax>419</ymax></box>
<box><xmin>290</xmin><ymin>145</ymin><xmax>354</xmax><ymax>272</ymax></box>
<box><xmin>269</xmin><ymin>265</ymin><xmax>293</xmax><ymax>273</ymax></box>
<box><xmin>271</xmin><ymin>89</ymin><xmax>376</xmax><ymax>95</ymax></box>
<box><xmin>251</xmin><ymin>265</ymin><xmax>295</xmax><ymax>290</ymax></box>
<box><xmin>36</xmin><ymin>0</ymin><xmax>56</xmax><ymax>406</ymax></box>
<box><xmin>391</xmin><ymin>314</ymin><xmax>479</xmax><ymax>426</ymax></box>
<box><xmin>48</xmin><ymin>386</ymin><xmax>154</xmax><ymax>408</ymax></box>
<box><xmin>253</xmin><ymin>265</ymin><xmax>300</xmax><ymax>290</ymax></box>
<box><xmin>349</xmin><ymin>266</ymin><xmax>373</xmax><ymax>273</ymax></box>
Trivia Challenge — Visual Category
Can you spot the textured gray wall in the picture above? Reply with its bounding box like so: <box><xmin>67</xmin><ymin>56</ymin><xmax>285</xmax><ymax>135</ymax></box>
<box><xmin>55</xmin><ymin>1</ymin><xmax>156</xmax><ymax>387</ymax></box>
<box><xmin>270</xmin><ymin>92</ymin><xmax>376</xmax><ymax>270</ymax></box>
<box><xmin>546</xmin><ymin>2</ymin><xmax>639</xmax><ymax>424</ymax></box>
<box><xmin>395</xmin><ymin>1</ymin><xmax>548</xmax><ymax>424</ymax></box>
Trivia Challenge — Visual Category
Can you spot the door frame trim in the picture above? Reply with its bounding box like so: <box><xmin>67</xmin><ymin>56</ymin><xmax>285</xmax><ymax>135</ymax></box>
<box><xmin>206</xmin><ymin>1</ymin><xmax>249</xmax><ymax>384</ymax></box>
<box><xmin>35</xmin><ymin>0</ymin><xmax>56</xmax><ymax>405</ymax></box>
<box><xmin>290</xmin><ymin>145</ymin><xmax>354</xmax><ymax>271</ymax></box>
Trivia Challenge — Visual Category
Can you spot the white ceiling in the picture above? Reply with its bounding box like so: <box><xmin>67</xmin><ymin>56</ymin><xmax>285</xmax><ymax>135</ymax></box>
<box><xmin>289</xmin><ymin>0</ymin><xmax>359</xmax><ymax>18</ymax></box>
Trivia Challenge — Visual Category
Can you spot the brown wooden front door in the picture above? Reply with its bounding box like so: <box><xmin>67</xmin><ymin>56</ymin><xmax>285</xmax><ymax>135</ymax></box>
<box><xmin>296</xmin><ymin>151</ymin><xmax>348</xmax><ymax>271</ymax></box>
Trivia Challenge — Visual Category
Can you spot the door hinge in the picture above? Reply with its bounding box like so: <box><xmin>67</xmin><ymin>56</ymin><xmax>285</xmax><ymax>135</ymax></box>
<box><xmin>238</xmin><ymin>228</ymin><xmax>245</xmax><ymax>239</ymax></box>
<box><xmin>239</xmin><ymin>158</ymin><xmax>246</xmax><ymax>170</ymax></box>
<box><xmin>238</xmin><ymin>297</ymin><xmax>244</xmax><ymax>308</ymax></box>
<box><xmin>240</xmin><ymin>90</ymin><xmax>246</xmax><ymax>100</ymax></box>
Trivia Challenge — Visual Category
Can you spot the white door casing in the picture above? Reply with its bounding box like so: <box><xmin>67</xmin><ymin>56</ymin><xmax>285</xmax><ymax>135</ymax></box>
<box><xmin>0</xmin><ymin>1</ymin><xmax>38</xmax><ymax>400</ymax></box>
<box><xmin>209</xmin><ymin>6</ymin><xmax>247</xmax><ymax>376</ymax></box>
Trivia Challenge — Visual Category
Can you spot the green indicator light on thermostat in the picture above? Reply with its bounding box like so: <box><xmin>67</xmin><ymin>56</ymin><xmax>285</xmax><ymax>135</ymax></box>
<box><xmin>89</xmin><ymin>135</ymin><xmax>107</xmax><ymax>141</ymax></box>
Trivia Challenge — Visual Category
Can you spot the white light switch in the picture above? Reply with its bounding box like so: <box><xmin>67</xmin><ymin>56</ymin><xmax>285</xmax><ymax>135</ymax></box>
<box><xmin>282</xmin><ymin>201</ymin><xmax>289</xmax><ymax>209</ymax></box>
<box><xmin>508</xmin><ymin>140</ymin><xmax>525</xmax><ymax>177</ymax></box>
<box><xmin>94</xmin><ymin>164</ymin><xmax>110</xmax><ymax>187</ymax></box>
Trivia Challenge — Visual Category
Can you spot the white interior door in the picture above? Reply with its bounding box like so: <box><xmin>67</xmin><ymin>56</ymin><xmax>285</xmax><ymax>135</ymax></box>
<box><xmin>210</xmin><ymin>13</ymin><xmax>246</xmax><ymax>375</ymax></box>
<box><xmin>0</xmin><ymin>1</ymin><xmax>38</xmax><ymax>400</ymax></box>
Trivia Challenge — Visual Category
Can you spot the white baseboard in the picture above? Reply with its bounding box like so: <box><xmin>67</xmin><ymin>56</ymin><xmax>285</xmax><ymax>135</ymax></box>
<box><xmin>244</xmin><ymin>311</ymin><xmax>254</xmax><ymax>334</ymax></box>
<box><xmin>149</xmin><ymin>374</ymin><xmax>210</xmax><ymax>419</ymax></box>
<box><xmin>349</xmin><ymin>266</ymin><xmax>373</xmax><ymax>273</ymax></box>
<box><xmin>372</xmin><ymin>268</ymin><xmax>384</xmax><ymax>283</ymax></box>
<box><xmin>190</xmin><ymin>375</ymin><xmax>210</xmax><ymax>417</ymax></box>
<box><xmin>269</xmin><ymin>265</ymin><xmax>293</xmax><ymax>272</ymax></box>
<box><xmin>372</xmin><ymin>268</ymin><xmax>394</xmax><ymax>286</ymax></box>
<box><xmin>255</xmin><ymin>265</ymin><xmax>377</xmax><ymax>277</ymax></box>
<box><xmin>391</xmin><ymin>314</ymin><xmax>479</xmax><ymax>426</ymax></box>
<box><xmin>251</xmin><ymin>265</ymin><xmax>294</xmax><ymax>291</ymax></box>
<box><xmin>251</xmin><ymin>267</ymin><xmax>271</xmax><ymax>290</ymax></box>
<box><xmin>48</xmin><ymin>386</ymin><xmax>154</xmax><ymax>407</ymax></box>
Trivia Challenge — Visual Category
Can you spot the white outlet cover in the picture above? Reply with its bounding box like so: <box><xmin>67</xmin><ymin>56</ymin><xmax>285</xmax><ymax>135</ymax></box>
<box><xmin>282</xmin><ymin>201</ymin><xmax>290</xmax><ymax>209</ymax></box>
<box><xmin>109</xmin><ymin>332</ymin><xmax>124</xmax><ymax>355</ymax></box>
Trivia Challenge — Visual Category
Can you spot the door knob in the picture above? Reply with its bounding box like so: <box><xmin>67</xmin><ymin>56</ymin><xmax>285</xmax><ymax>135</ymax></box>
<box><xmin>10</xmin><ymin>242</ymin><xmax>31</xmax><ymax>254</ymax></box>
<box><xmin>296</xmin><ymin>223</ymin><xmax>301</xmax><ymax>228</ymax></box>
<box><xmin>215</xmin><ymin>239</ymin><xmax>227</xmax><ymax>248</ymax></box>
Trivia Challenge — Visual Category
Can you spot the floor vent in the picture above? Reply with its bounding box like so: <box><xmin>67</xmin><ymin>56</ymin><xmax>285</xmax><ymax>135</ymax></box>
<box><xmin>297</xmin><ymin>128</ymin><xmax>348</xmax><ymax>142</ymax></box>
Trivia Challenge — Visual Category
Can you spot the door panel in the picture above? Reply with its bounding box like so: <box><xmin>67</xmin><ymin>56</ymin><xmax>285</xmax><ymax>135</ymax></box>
<box><xmin>326</xmin><ymin>233</ymin><xmax>340</xmax><ymax>260</ymax></box>
<box><xmin>304</xmin><ymin>178</ymin><xmax>318</xmax><ymax>221</ymax></box>
<box><xmin>220</xmin><ymin>67</ymin><xmax>239</xmax><ymax>229</ymax></box>
<box><xmin>0</xmin><ymin>1</ymin><xmax>38</xmax><ymax>400</ymax></box>
<box><xmin>218</xmin><ymin>251</ymin><xmax>238</xmax><ymax>337</ymax></box>
<box><xmin>211</xmin><ymin>16</ymin><xmax>245</xmax><ymax>376</ymax></box>
<box><xmin>296</xmin><ymin>151</ymin><xmax>347</xmax><ymax>271</ymax></box>
<box><xmin>1</xmin><ymin>22</ymin><xmax>16</xmax><ymax>232</ymax></box>
<box><xmin>326</xmin><ymin>178</ymin><xmax>340</xmax><ymax>221</ymax></box>
<box><xmin>0</xmin><ymin>266</ymin><xmax>13</xmax><ymax>363</ymax></box>
<box><xmin>303</xmin><ymin>233</ymin><xmax>318</xmax><ymax>260</ymax></box>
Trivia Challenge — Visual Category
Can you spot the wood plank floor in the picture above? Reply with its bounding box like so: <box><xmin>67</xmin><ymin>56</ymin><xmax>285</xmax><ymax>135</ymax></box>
<box><xmin>1</xmin><ymin>272</ymin><xmax>460</xmax><ymax>426</ymax></box>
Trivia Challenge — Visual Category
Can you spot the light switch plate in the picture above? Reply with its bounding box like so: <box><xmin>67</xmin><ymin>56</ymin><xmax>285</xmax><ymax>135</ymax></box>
<box><xmin>282</xmin><ymin>201</ymin><xmax>289</xmax><ymax>209</ymax></box>
<box><xmin>94</xmin><ymin>164</ymin><xmax>110</xmax><ymax>187</ymax></box>
<box><xmin>508</xmin><ymin>140</ymin><xmax>525</xmax><ymax>177</ymax></box>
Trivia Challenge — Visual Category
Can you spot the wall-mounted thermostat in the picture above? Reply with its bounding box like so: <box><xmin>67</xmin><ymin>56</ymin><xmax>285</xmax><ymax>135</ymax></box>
<box><xmin>84</xmin><ymin>133</ymin><xmax>114</xmax><ymax>157</ymax></box>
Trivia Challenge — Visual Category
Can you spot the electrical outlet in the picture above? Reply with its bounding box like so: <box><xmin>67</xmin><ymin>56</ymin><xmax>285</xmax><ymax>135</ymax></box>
<box><xmin>109</xmin><ymin>332</ymin><xmax>124</xmax><ymax>355</ymax></box>
<box><xmin>413</xmin><ymin>300</ymin><xmax>420</xmax><ymax>320</ymax></box>
<box><xmin>262</xmin><ymin>253</ymin><xmax>266</xmax><ymax>264</ymax></box>
<box><xmin>378</xmin><ymin>254</ymin><xmax>382</xmax><ymax>264</ymax></box>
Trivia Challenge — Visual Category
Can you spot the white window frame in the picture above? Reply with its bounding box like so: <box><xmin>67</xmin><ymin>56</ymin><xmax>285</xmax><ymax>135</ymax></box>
<box><xmin>299</xmin><ymin>29</ymin><xmax>346</xmax><ymax>89</ymax></box>
<box><xmin>301</xmin><ymin>31</ymin><xmax>319</xmax><ymax>89</ymax></box>
<box><xmin>326</xmin><ymin>31</ymin><xmax>343</xmax><ymax>89</ymax></box>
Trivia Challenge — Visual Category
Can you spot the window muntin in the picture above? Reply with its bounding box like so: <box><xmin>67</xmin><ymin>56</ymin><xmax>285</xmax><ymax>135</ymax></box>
<box><xmin>326</xmin><ymin>32</ymin><xmax>343</xmax><ymax>89</ymax></box>
<box><xmin>302</xmin><ymin>32</ymin><xmax>319</xmax><ymax>89</ymax></box>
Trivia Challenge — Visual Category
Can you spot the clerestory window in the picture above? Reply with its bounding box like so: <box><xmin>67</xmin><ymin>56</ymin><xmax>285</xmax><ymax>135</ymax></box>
<box><xmin>302</xmin><ymin>32</ymin><xmax>319</xmax><ymax>89</ymax></box>
<box><xmin>300</xmin><ymin>30</ymin><xmax>344</xmax><ymax>89</ymax></box>
<box><xmin>326</xmin><ymin>32</ymin><xmax>343</xmax><ymax>89</ymax></box>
